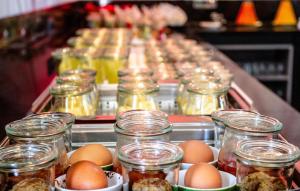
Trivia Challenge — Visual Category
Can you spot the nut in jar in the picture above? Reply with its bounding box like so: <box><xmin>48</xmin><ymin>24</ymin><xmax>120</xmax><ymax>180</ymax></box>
<box><xmin>0</xmin><ymin>144</ymin><xmax>56</xmax><ymax>191</ymax></box>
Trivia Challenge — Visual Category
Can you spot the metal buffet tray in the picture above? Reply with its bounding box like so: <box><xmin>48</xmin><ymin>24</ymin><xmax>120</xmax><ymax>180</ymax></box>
<box><xmin>21</xmin><ymin>81</ymin><xmax>253</xmax><ymax>149</ymax></box>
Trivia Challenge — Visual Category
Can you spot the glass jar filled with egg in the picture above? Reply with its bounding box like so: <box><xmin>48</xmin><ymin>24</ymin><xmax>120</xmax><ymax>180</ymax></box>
<box><xmin>117</xmin><ymin>82</ymin><xmax>159</xmax><ymax>114</ymax></box>
<box><xmin>50</xmin><ymin>83</ymin><xmax>97</xmax><ymax>118</ymax></box>
<box><xmin>218</xmin><ymin>113</ymin><xmax>283</xmax><ymax>175</ymax></box>
<box><xmin>24</xmin><ymin>112</ymin><xmax>75</xmax><ymax>152</ymax></box>
<box><xmin>182</xmin><ymin>77</ymin><xmax>229</xmax><ymax>115</ymax></box>
<box><xmin>5</xmin><ymin>118</ymin><xmax>68</xmax><ymax>177</ymax></box>
<box><xmin>235</xmin><ymin>139</ymin><xmax>300</xmax><ymax>191</ymax></box>
<box><xmin>119</xmin><ymin>141</ymin><xmax>183</xmax><ymax>191</ymax></box>
<box><xmin>0</xmin><ymin>144</ymin><xmax>56</xmax><ymax>191</ymax></box>
<box><xmin>211</xmin><ymin>109</ymin><xmax>258</xmax><ymax>149</ymax></box>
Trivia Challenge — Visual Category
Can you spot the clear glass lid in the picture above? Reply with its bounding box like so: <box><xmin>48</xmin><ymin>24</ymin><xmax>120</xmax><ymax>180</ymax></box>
<box><xmin>118</xmin><ymin>141</ymin><xmax>183</xmax><ymax>169</ymax></box>
<box><xmin>117</xmin><ymin>110</ymin><xmax>168</xmax><ymax>120</ymax></box>
<box><xmin>5</xmin><ymin>117</ymin><xmax>67</xmax><ymax>138</ymax></box>
<box><xmin>25</xmin><ymin>112</ymin><xmax>75</xmax><ymax>127</ymax></box>
<box><xmin>235</xmin><ymin>139</ymin><xmax>300</xmax><ymax>167</ymax></box>
<box><xmin>211</xmin><ymin>109</ymin><xmax>258</xmax><ymax>123</ymax></box>
<box><xmin>0</xmin><ymin>144</ymin><xmax>56</xmax><ymax>173</ymax></box>
<box><xmin>225</xmin><ymin>114</ymin><xmax>283</xmax><ymax>133</ymax></box>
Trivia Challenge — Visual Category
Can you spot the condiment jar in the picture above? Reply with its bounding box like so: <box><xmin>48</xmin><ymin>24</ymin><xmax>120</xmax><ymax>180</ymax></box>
<box><xmin>235</xmin><ymin>139</ymin><xmax>300</xmax><ymax>191</ymax></box>
<box><xmin>24</xmin><ymin>112</ymin><xmax>75</xmax><ymax>152</ymax></box>
<box><xmin>218</xmin><ymin>114</ymin><xmax>283</xmax><ymax>175</ymax></box>
<box><xmin>117</xmin><ymin>82</ymin><xmax>159</xmax><ymax>114</ymax></box>
<box><xmin>50</xmin><ymin>83</ymin><xmax>97</xmax><ymax>118</ymax></box>
<box><xmin>0</xmin><ymin>144</ymin><xmax>56</xmax><ymax>191</ymax></box>
<box><xmin>211</xmin><ymin>109</ymin><xmax>258</xmax><ymax>149</ymax></box>
<box><xmin>118</xmin><ymin>141</ymin><xmax>183</xmax><ymax>191</ymax></box>
<box><xmin>5</xmin><ymin>118</ymin><xmax>68</xmax><ymax>177</ymax></box>
<box><xmin>183</xmin><ymin>79</ymin><xmax>229</xmax><ymax>115</ymax></box>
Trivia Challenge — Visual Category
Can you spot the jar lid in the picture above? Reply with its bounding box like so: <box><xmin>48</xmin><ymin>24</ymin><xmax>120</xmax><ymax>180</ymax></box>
<box><xmin>118</xmin><ymin>82</ymin><xmax>159</xmax><ymax>94</ymax></box>
<box><xmin>187</xmin><ymin>80</ymin><xmax>229</xmax><ymax>95</ymax></box>
<box><xmin>118</xmin><ymin>141</ymin><xmax>183</xmax><ymax>170</ymax></box>
<box><xmin>5</xmin><ymin>117</ymin><xmax>67</xmax><ymax>138</ymax></box>
<box><xmin>225</xmin><ymin>114</ymin><xmax>283</xmax><ymax>133</ymax></box>
<box><xmin>0</xmin><ymin>144</ymin><xmax>56</xmax><ymax>173</ymax></box>
<box><xmin>61</xmin><ymin>69</ymin><xmax>97</xmax><ymax>77</ymax></box>
<box><xmin>50</xmin><ymin>83</ymin><xmax>93</xmax><ymax>97</ymax></box>
<box><xmin>115</xmin><ymin>117</ymin><xmax>171</xmax><ymax>136</ymax></box>
<box><xmin>117</xmin><ymin>110</ymin><xmax>168</xmax><ymax>120</ymax></box>
<box><xmin>235</xmin><ymin>139</ymin><xmax>300</xmax><ymax>167</ymax></box>
<box><xmin>211</xmin><ymin>109</ymin><xmax>258</xmax><ymax>123</ymax></box>
<box><xmin>25</xmin><ymin>112</ymin><xmax>75</xmax><ymax>127</ymax></box>
<box><xmin>118</xmin><ymin>68</ymin><xmax>153</xmax><ymax>77</ymax></box>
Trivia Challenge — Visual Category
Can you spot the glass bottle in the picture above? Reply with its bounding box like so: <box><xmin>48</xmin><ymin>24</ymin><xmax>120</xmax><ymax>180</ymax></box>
<box><xmin>0</xmin><ymin>144</ymin><xmax>56</xmax><ymax>191</ymax></box>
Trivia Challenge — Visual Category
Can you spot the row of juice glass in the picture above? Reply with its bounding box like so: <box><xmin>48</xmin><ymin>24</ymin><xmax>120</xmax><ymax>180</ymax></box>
<box><xmin>1</xmin><ymin>109</ymin><xmax>300</xmax><ymax>190</ymax></box>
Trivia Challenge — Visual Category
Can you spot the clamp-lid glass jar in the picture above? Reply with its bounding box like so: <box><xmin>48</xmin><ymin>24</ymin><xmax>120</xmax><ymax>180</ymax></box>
<box><xmin>183</xmin><ymin>80</ymin><xmax>229</xmax><ymax>115</ymax></box>
<box><xmin>235</xmin><ymin>139</ymin><xmax>300</xmax><ymax>191</ymax></box>
<box><xmin>211</xmin><ymin>109</ymin><xmax>258</xmax><ymax>149</ymax></box>
<box><xmin>117</xmin><ymin>82</ymin><xmax>159</xmax><ymax>114</ymax></box>
<box><xmin>25</xmin><ymin>112</ymin><xmax>75</xmax><ymax>152</ymax></box>
<box><xmin>218</xmin><ymin>114</ymin><xmax>283</xmax><ymax>175</ymax></box>
<box><xmin>0</xmin><ymin>144</ymin><xmax>56</xmax><ymax>191</ymax></box>
<box><xmin>50</xmin><ymin>83</ymin><xmax>97</xmax><ymax>118</ymax></box>
<box><xmin>5</xmin><ymin>118</ymin><xmax>68</xmax><ymax>177</ymax></box>
<box><xmin>118</xmin><ymin>141</ymin><xmax>183</xmax><ymax>191</ymax></box>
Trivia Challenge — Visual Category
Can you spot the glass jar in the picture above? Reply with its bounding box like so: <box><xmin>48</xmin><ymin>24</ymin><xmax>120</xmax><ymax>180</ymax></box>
<box><xmin>24</xmin><ymin>112</ymin><xmax>75</xmax><ymax>152</ymax></box>
<box><xmin>235</xmin><ymin>139</ymin><xmax>300</xmax><ymax>191</ymax></box>
<box><xmin>218</xmin><ymin>114</ymin><xmax>283</xmax><ymax>175</ymax></box>
<box><xmin>60</xmin><ymin>69</ymin><xmax>97</xmax><ymax>78</ymax></box>
<box><xmin>118</xmin><ymin>75</ymin><xmax>156</xmax><ymax>84</ymax></box>
<box><xmin>114</xmin><ymin>116</ymin><xmax>172</xmax><ymax>151</ymax></box>
<box><xmin>211</xmin><ymin>109</ymin><xmax>258</xmax><ymax>149</ymax></box>
<box><xmin>50</xmin><ymin>83</ymin><xmax>97</xmax><ymax>118</ymax></box>
<box><xmin>118</xmin><ymin>68</ymin><xmax>154</xmax><ymax>78</ymax></box>
<box><xmin>58</xmin><ymin>48</ymin><xmax>89</xmax><ymax>74</ymax></box>
<box><xmin>5</xmin><ymin>118</ymin><xmax>68</xmax><ymax>177</ymax></box>
<box><xmin>182</xmin><ymin>79</ymin><xmax>229</xmax><ymax>115</ymax></box>
<box><xmin>0</xmin><ymin>144</ymin><xmax>56</xmax><ymax>191</ymax></box>
<box><xmin>118</xmin><ymin>141</ymin><xmax>183</xmax><ymax>191</ymax></box>
<box><xmin>117</xmin><ymin>82</ymin><xmax>159</xmax><ymax>114</ymax></box>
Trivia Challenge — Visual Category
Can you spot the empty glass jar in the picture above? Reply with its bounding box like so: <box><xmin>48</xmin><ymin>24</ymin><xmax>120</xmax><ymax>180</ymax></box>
<box><xmin>24</xmin><ymin>112</ymin><xmax>75</xmax><ymax>152</ymax></box>
<box><xmin>117</xmin><ymin>82</ymin><xmax>159</xmax><ymax>114</ymax></box>
<box><xmin>5</xmin><ymin>118</ymin><xmax>68</xmax><ymax>177</ymax></box>
<box><xmin>218</xmin><ymin>114</ymin><xmax>283</xmax><ymax>175</ymax></box>
<box><xmin>235</xmin><ymin>139</ymin><xmax>300</xmax><ymax>191</ymax></box>
<box><xmin>117</xmin><ymin>110</ymin><xmax>168</xmax><ymax>121</ymax></box>
<box><xmin>0</xmin><ymin>144</ymin><xmax>56</xmax><ymax>191</ymax></box>
<box><xmin>50</xmin><ymin>83</ymin><xmax>97</xmax><ymax>118</ymax></box>
<box><xmin>118</xmin><ymin>141</ymin><xmax>183</xmax><ymax>191</ymax></box>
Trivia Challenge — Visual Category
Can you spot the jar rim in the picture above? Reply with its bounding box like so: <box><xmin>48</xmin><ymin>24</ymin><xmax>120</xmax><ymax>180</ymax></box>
<box><xmin>235</xmin><ymin>139</ymin><xmax>300</xmax><ymax>167</ymax></box>
<box><xmin>118</xmin><ymin>141</ymin><xmax>183</xmax><ymax>169</ymax></box>
<box><xmin>0</xmin><ymin>144</ymin><xmax>56</xmax><ymax>173</ymax></box>
<box><xmin>118</xmin><ymin>68</ymin><xmax>154</xmax><ymax>77</ymax></box>
<box><xmin>50</xmin><ymin>83</ymin><xmax>93</xmax><ymax>96</ymax></box>
<box><xmin>5</xmin><ymin>117</ymin><xmax>67</xmax><ymax>138</ymax></box>
<box><xmin>117</xmin><ymin>110</ymin><xmax>168</xmax><ymax>120</ymax></box>
<box><xmin>61</xmin><ymin>69</ymin><xmax>97</xmax><ymax>77</ymax></box>
<box><xmin>56</xmin><ymin>74</ymin><xmax>96</xmax><ymax>85</ymax></box>
<box><xmin>211</xmin><ymin>109</ymin><xmax>258</xmax><ymax>123</ymax></box>
<box><xmin>115</xmin><ymin>118</ymin><xmax>171</xmax><ymax>136</ymax></box>
<box><xmin>25</xmin><ymin>112</ymin><xmax>75</xmax><ymax>126</ymax></box>
<box><xmin>118</xmin><ymin>82</ymin><xmax>159</xmax><ymax>94</ymax></box>
<box><xmin>187</xmin><ymin>80</ymin><xmax>229</xmax><ymax>95</ymax></box>
<box><xmin>225</xmin><ymin>114</ymin><xmax>283</xmax><ymax>133</ymax></box>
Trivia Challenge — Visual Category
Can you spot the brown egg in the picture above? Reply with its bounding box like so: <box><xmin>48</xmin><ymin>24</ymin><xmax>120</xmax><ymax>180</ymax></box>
<box><xmin>66</xmin><ymin>161</ymin><xmax>108</xmax><ymax>189</ymax></box>
<box><xmin>179</xmin><ymin>140</ymin><xmax>213</xmax><ymax>163</ymax></box>
<box><xmin>184</xmin><ymin>163</ymin><xmax>222</xmax><ymax>189</ymax></box>
<box><xmin>70</xmin><ymin>144</ymin><xmax>113</xmax><ymax>166</ymax></box>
